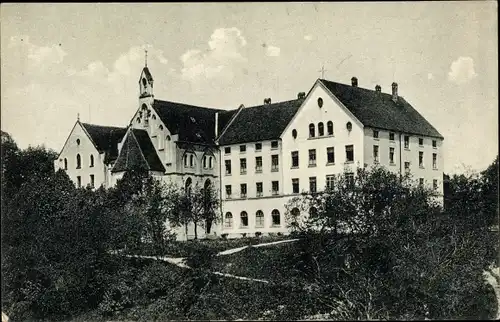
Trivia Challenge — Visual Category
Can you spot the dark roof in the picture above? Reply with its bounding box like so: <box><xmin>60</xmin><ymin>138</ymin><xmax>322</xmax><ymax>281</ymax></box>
<box><xmin>217</xmin><ymin>109</ymin><xmax>239</xmax><ymax>135</ymax></box>
<box><xmin>217</xmin><ymin>99</ymin><xmax>305</xmax><ymax>145</ymax></box>
<box><xmin>141</xmin><ymin>67</ymin><xmax>154</xmax><ymax>82</ymax></box>
<box><xmin>80</xmin><ymin>122</ymin><xmax>127</xmax><ymax>163</ymax></box>
<box><xmin>111</xmin><ymin>129</ymin><xmax>165</xmax><ymax>173</ymax></box>
<box><xmin>152</xmin><ymin>99</ymin><xmax>224</xmax><ymax>144</ymax></box>
<box><xmin>319</xmin><ymin>79</ymin><xmax>443</xmax><ymax>139</ymax></box>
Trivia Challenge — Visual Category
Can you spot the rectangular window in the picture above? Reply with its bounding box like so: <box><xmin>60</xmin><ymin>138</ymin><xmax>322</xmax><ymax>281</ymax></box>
<box><xmin>271</xmin><ymin>141</ymin><xmax>279</xmax><ymax>149</ymax></box>
<box><xmin>292</xmin><ymin>178</ymin><xmax>300</xmax><ymax>194</ymax></box>
<box><xmin>419</xmin><ymin>138</ymin><xmax>424</xmax><ymax>146</ymax></box>
<box><xmin>240</xmin><ymin>158</ymin><xmax>247</xmax><ymax>174</ymax></box>
<box><xmin>225</xmin><ymin>185</ymin><xmax>232</xmax><ymax>199</ymax></box>
<box><xmin>224</xmin><ymin>147</ymin><xmax>231</xmax><ymax>154</ymax></box>
<box><xmin>373</xmin><ymin>130</ymin><xmax>379</xmax><ymax>139</ymax></box>
<box><xmin>271</xmin><ymin>154</ymin><xmax>279</xmax><ymax>171</ymax></box>
<box><xmin>346</xmin><ymin>173</ymin><xmax>354</xmax><ymax>188</ymax></box>
<box><xmin>240</xmin><ymin>184</ymin><xmax>247</xmax><ymax>198</ymax></box>
<box><xmin>327</xmin><ymin>147</ymin><xmax>335</xmax><ymax>164</ymax></box>
<box><xmin>255</xmin><ymin>156</ymin><xmax>262</xmax><ymax>173</ymax></box>
<box><xmin>240</xmin><ymin>145</ymin><xmax>246</xmax><ymax>153</ymax></box>
<box><xmin>419</xmin><ymin>151</ymin><xmax>424</xmax><ymax>168</ymax></box>
<box><xmin>389</xmin><ymin>132</ymin><xmax>395</xmax><ymax>141</ymax></box>
<box><xmin>90</xmin><ymin>174</ymin><xmax>95</xmax><ymax>188</ymax></box>
<box><xmin>404</xmin><ymin>162</ymin><xmax>411</xmax><ymax>173</ymax></box>
<box><xmin>432</xmin><ymin>140</ymin><xmax>437</xmax><ymax>148</ymax></box>
<box><xmin>389</xmin><ymin>147</ymin><xmax>395</xmax><ymax>164</ymax></box>
<box><xmin>404</xmin><ymin>136</ymin><xmax>410</xmax><ymax>149</ymax></box>
<box><xmin>433</xmin><ymin>153</ymin><xmax>437</xmax><ymax>169</ymax></box>
<box><xmin>255</xmin><ymin>143</ymin><xmax>262</xmax><ymax>151</ymax></box>
<box><xmin>345</xmin><ymin>145</ymin><xmax>354</xmax><ymax>162</ymax></box>
<box><xmin>326</xmin><ymin>175</ymin><xmax>335</xmax><ymax>190</ymax></box>
<box><xmin>272</xmin><ymin>181</ymin><xmax>279</xmax><ymax>195</ymax></box>
<box><xmin>433</xmin><ymin>179</ymin><xmax>438</xmax><ymax>190</ymax></box>
<box><xmin>77</xmin><ymin>176</ymin><xmax>81</xmax><ymax>188</ymax></box>
<box><xmin>419</xmin><ymin>178</ymin><xmax>424</xmax><ymax>186</ymax></box>
<box><xmin>291</xmin><ymin>151</ymin><xmax>299</xmax><ymax>168</ymax></box>
<box><xmin>308</xmin><ymin>149</ymin><xmax>317</xmax><ymax>166</ymax></box>
<box><xmin>225</xmin><ymin>160</ymin><xmax>232</xmax><ymax>175</ymax></box>
<box><xmin>256</xmin><ymin>182</ymin><xmax>263</xmax><ymax>197</ymax></box>
<box><xmin>373</xmin><ymin>145</ymin><xmax>379</xmax><ymax>163</ymax></box>
<box><xmin>309</xmin><ymin>177</ymin><xmax>317</xmax><ymax>193</ymax></box>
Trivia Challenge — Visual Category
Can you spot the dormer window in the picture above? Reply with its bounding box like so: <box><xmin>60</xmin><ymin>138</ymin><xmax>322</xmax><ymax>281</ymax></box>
<box><xmin>190</xmin><ymin>116</ymin><xmax>196</xmax><ymax>123</ymax></box>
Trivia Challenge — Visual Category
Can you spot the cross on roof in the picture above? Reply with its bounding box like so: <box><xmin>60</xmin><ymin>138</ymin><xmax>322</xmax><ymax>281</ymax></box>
<box><xmin>145</xmin><ymin>49</ymin><xmax>148</xmax><ymax>67</ymax></box>
<box><xmin>318</xmin><ymin>65</ymin><xmax>327</xmax><ymax>78</ymax></box>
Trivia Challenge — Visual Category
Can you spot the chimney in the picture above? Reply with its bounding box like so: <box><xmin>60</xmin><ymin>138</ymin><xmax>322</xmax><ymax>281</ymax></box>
<box><xmin>351</xmin><ymin>77</ymin><xmax>358</xmax><ymax>87</ymax></box>
<box><xmin>391</xmin><ymin>82</ymin><xmax>398</xmax><ymax>102</ymax></box>
<box><xmin>297</xmin><ymin>92</ymin><xmax>306</xmax><ymax>99</ymax></box>
<box><xmin>215</xmin><ymin>112</ymin><xmax>219</xmax><ymax>138</ymax></box>
<box><xmin>264</xmin><ymin>98</ymin><xmax>272</xmax><ymax>105</ymax></box>
<box><xmin>375</xmin><ymin>85</ymin><xmax>381</xmax><ymax>93</ymax></box>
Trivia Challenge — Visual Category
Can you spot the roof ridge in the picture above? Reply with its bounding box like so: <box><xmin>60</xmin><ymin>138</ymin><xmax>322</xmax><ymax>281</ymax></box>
<box><xmin>245</xmin><ymin>98</ymin><xmax>304</xmax><ymax>109</ymax></box>
<box><xmin>154</xmin><ymin>98</ymin><xmax>225</xmax><ymax>112</ymax></box>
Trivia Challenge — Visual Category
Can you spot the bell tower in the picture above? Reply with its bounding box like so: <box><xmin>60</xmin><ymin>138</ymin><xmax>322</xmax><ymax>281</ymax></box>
<box><xmin>139</xmin><ymin>49</ymin><xmax>154</xmax><ymax>102</ymax></box>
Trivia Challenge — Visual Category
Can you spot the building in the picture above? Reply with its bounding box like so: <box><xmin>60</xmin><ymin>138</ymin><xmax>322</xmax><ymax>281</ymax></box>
<box><xmin>55</xmin><ymin>66</ymin><xmax>444</xmax><ymax>240</ymax></box>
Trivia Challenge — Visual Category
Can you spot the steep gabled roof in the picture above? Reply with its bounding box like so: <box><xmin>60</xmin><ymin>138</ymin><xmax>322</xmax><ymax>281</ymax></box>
<box><xmin>140</xmin><ymin>67</ymin><xmax>154</xmax><ymax>82</ymax></box>
<box><xmin>111</xmin><ymin>129</ymin><xmax>165</xmax><ymax>173</ymax></box>
<box><xmin>217</xmin><ymin>99</ymin><xmax>305</xmax><ymax>145</ymax></box>
<box><xmin>319</xmin><ymin>79</ymin><xmax>444</xmax><ymax>139</ymax></box>
<box><xmin>80</xmin><ymin>123</ymin><xmax>128</xmax><ymax>163</ymax></box>
<box><xmin>152</xmin><ymin>99</ymin><xmax>225</xmax><ymax>144</ymax></box>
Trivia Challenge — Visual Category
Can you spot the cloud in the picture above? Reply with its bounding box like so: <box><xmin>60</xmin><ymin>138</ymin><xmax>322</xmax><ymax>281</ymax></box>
<box><xmin>427</xmin><ymin>73</ymin><xmax>434</xmax><ymax>80</ymax></box>
<box><xmin>266</xmin><ymin>45</ymin><xmax>281</xmax><ymax>57</ymax></box>
<box><xmin>304</xmin><ymin>35</ymin><xmax>313</xmax><ymax>41</ymax></box>
<box><xmin>8</xmin><ymin>35</ymin><xmax>67</xmax><ymax>66</ymax></box>
<box><xmin>180</xmin><ymin>27</ymin><xmax>248</xmax><ymax>82</ymax></box>
<box><xmin>448</xmin><ymin>56</ymin><xmax>478</xmax><ymax>84</ymax></box>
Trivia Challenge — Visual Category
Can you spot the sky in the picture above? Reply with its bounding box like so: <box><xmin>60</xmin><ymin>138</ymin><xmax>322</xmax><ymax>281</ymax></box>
<box><xmin>1</xmin><ymin>2</ymin><xmax>498</xmax><ymax>174</ymax></box>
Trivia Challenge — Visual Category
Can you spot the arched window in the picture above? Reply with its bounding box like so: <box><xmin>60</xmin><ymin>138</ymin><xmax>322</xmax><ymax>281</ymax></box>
<box><xmin>183</xmin><ymin>154</ymin><xmax>189</xmax><ymax>167</ymax></box>
<box><xmin>240</xmin><ymin>211</ymin><xmax>248</xmax><ymax>227</ymax></box>
<box><xmin>189</xmin><ymin>154</ymin><xmax>194</xmax><ymax>167</ymax></box>
<box><xmin>292</xmin><ymin>129</ymin><xmax>298</xmax><ymax>139</ymax></box>
<box><xmin>291</xmin><ymin>207</ymin><xmax>300</xmax><ymax>218</ymax></box>
<box><xmin>327</xmin><ymin>121</ymin><xmax>334</xmax><ymax>135</ymax></box>
<box><xmin>225</xmin><ymin>212</ymin><xmax>233</xmax><ymax>228</ymax></box>
<box><xmin>209</xmin><ymin>156</ymin><xmax>213</xmax><ymax>169</ymax></box>
<box><xmin>309</xmin><ymin>123</ymin><xmax>315</xmax><ymax>138</ymax></box>
<box><xmin>64</xmin><ymin>158</ymin><xmax>68</xmax><ymax>170</ymax></box>
<box><xmin>159</xmin><ymin>125</ymin><xmax>163</xmax><ymax>131</ymax></box>
<box><xmin>271</xmin><ymin>209</ymin><xmax>281</xmax><ymax>226</ymax></box>
<box><xmin>203</xmin><ymin>156</ymin><xmax>207</xmax><ymax>169</ymax></box>
<box><xmin>76</xmin><ymin>154</ymin><xmax>81</xmax><ymax>169</ymax></box>
<box><xmin>318</xmin><ymin>122</ymin><xmax>324</xmax><ymax>136</ymax></box>
<box><xmin>185</xmin><ymin>177</ymin><xmax>192</xmax><ymax>196</ymax></box>
<box><xmin>256</xmin><ymin>210</ymin><xmax>264</xmax><ymax>227</ymax></box>
<box><xmin>90</xmin><ymin>154</ymin><xmax>94</xmax><ymax>167</ymax></box>
<box><xmin>204</xmin><ymin>179</ymin><xmax>211</xmax><ymax>189</ymax></box>
<box><xmin>309</xmin><ymin>207</ymin><xmax>318</xmax><ymax>218</ymax></box>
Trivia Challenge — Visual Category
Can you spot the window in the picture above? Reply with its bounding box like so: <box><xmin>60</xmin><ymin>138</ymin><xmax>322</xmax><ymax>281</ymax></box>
<box><xmin>185</xmin><ymin>178</ymin><xmax>192</xmax><ymax>196</ymax></box>
<box><xmin>327</xmin><ymin>121</ymin><xmax>333</xmax><ymax>135</ymax></box>
<box><xmin>271</xmin><ymin>141</ymin><xmax>279</xmax><ymax>149</ymax></box>
<box><xmin>327</xmin><ymin>147</ymin><xmax>335</xmax><ymax>164</ymax></box>
<box><xmin>346</xmin><ymin>122</ymin><xmax>352</xmax><ymax>131</ymax></box>
<box><xmin>225</xmin><ymin>212</ymin><xmax>233</xmax><ymax>228</ymax></box>
<box><xmin>419</xmin><ymin>138</ymin><xmax>424</xmax><ymax>146</ymax></box>
<box><xmin>255</xmin><ymin>156</ymin><xmax>262</xmax><ymax>173</ymax></box>
<box><xmin>240</xmin><ymin>212</ymin><xmax>248</xmax><ymax>227</ymax></box>
<box><xmin>224</xmin><ymin>147</ymin><xmax>231</xmax><ymax>154</ymax></box>
<box><xmin>240</xmin><ymin>184</ymin><xmax>247</xmax><ymax>198</ymax></box>
<box><xmin>389</xmin><ymin>147</ymin><xmax>395</xmax><ymax>164</ymax></box>
<box><xmin>404</xmin><ymin>136</ymin><xmax>410</xmax><ymax>149</ymax></box>
<box><xmin>419</xmin><ymin>152</ymin><xmax>424</xmax><ymax>168</ymax></box>
<box><xmin>318</xmin><ymin>122</ymin><xmax>324</xmax><ymax>136</ymax></box>
<box><xmin>346</xmin><ymin>173</ymin><xmax>354</xmax><ymax>188</ymax></box>
<box><xmin>225</xmin><ymin>160</ymin><xmax>232</xmax><ymax>175</ymax></box>
<box><xmin>309</xmin><ymin>177</ymin><xmax>317</xmax><ymax>193</ymax></box>
<box><xmin>272</xmin><ymin>181</ymin><xmax>279</xmax><ymax>195</ymax></box>
<box><xmin>90</xmin><ymin>174</ymin><xmax>95</xmax><ymax>188</ymax></box>
<box><xmin>292</xmin><ymin>129</ymin><xmax>298</xmax><ymax>139</ymax></box>
<box><xmin>291</xmin><ymin>151</ymin><xmax>299</xmax><ymax>168</ymax></box>
<box><xmin>433</xmin><ymin>153</ymin><xmax>437</xmax><ymax>169</ymax></box>
<box><xmin>373</xmin><ymin>130</ymin><xmax>379</xmax><ymax>139</ymax></box>
<box><xmin>433</xmin><ymin>179</ymin><xmax>438</xmax><ymax>190</ymax></box>
<box><xmin>271</xmin><ymin>209</ymin><xmax>281</xmax><ymax>226</ymax></box>
<box><xmin>256</xmin><ymin>211</ymin><xmax>264</xmax><ymax>227</ymax></box>
<box><xmin>326</xmin><ymin>175</ymin><xmax>335</xmax><ymax>190</ymax></box>
<box><xmin>189</xmin><ymin>154</ymin><xmax>194</xmax><ymax>167</ymax></box>
<box><xmin>317</xmin><ymin>97</ymin><xmax>323</xmax><ymax>108</ymax></box>
<box><xmin>271</xmin><ymin>155</ymin><xmax>279</xmax><ymax>171</ymax></box>
<box><xmin>389</xmin><ymin>132</ymin><xmax>395</xmax><ymax>141</ymax></box>
<box><xmin>225</xmin><ymin>185</ymin><xmax>232</xmax><ymax>199</ymax></box>
<box><xmin>255</xmin><ymin>143</ymin><xmax>262</xmax><ymax>151</ymax></box>
<box><xmin>77</xmin><ymin>176</ymin><xmax>81</xmax><ymax>188</ymax></box>
<box><xmin>292</xmin><ymin>178</ymin><xmax>300</xmax><ymax>194</ymax></box>
<box><xmin>309</xmin><ymin>123</ymin><xmax>315</xmax><ymax>138</ymax></box>
<box><xmin>404</xmin><ymin>162</ymin><xmax>411</xmax><ymax>173</ymax></box>
<box><xmin>203</xmin><ymin>156</ymin><xmax>207</xmax><ymax>169</ymax></box>
<box><xmin>76</xmin><ymin>138</ymin><xmax>80</xmax><ymax>146</ymax></box>
<box><xmin>184</xmin><ymin>154</ymin><xmax>188</xmax><ymax>167</ymax></box>
<box><xmin>240</xmin><ymin>158</ymin><xmax>247</xmax><ymax>174</ymax></box>
<box><xmin>308</xmin><ymin>149</ymin><xmax>317</xmax><ymax>166</ymax></box>
<box><xmin>209</xmin><ymin>157</ymin><xmax>213</xmax><ymax>169</ymax></box>
<box><xmin>240</xmin><ymin>145</ymin><xmax>246</xmax><ymax>153</ymax></box>
<box><xmin>76</xmin><ymin>154</ymin><xmax>81</xmax><ymax>169</ymax></box>
<box><xmin>256</xmin><ymin>182</ymin><xmax>263</xmax><ymax>197</ymax></box>
<box><xmin>90</xmin><ymin>155</ymin><xmax>94</xmax><ymax>167</ymax></box>
<box><xmin>432</xmin><ymin>140</ymin><xmax>437</xmax><ymax>148</ymax></box>
<box><xmin>419</xmin><ymin>178</ymin><xmax>424</xmax><ymax>186</ymax></box>
<box><xmin>373</xmin><ymin>145</ymin><xmax>379</xmax><ymax>163</ymax></box>
<box><xmin>291</xmin><ymin>207</ymin><xmax>300</xmax><ymax>219</ymax></box>
<box><xmin>345</xmin><ymin>145</ymin><xmax>354</xmax><ymax>162</ymax></box>
<box><xmin>64</xmin><ymin>158</ymin><xmax>68</xmax><ymax>170</ymax></box>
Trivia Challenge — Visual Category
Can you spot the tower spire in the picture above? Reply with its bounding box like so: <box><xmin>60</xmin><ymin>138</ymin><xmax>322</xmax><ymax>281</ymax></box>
<box><xmin>145</xmin><ymin>49</ymin><xmax>148</xmax><ymax>67</ymax></box>
<box><xmin>77</xmin><ymin>112</ymin><xmax>80</xmax><ymax>122</ymax></box>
